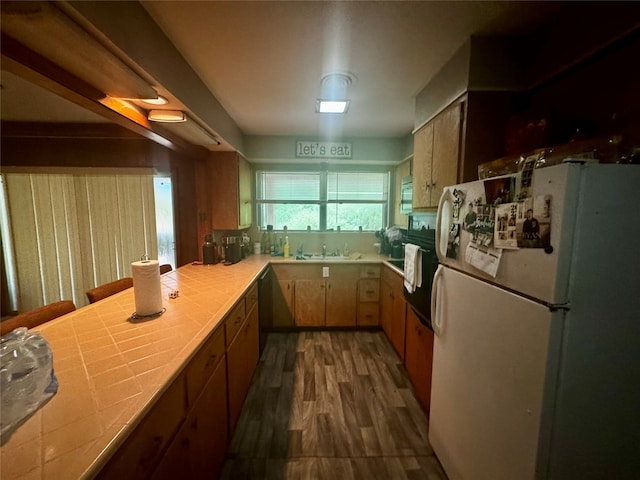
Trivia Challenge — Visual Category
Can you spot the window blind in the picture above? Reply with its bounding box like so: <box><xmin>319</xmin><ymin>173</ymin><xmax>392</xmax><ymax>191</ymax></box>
<box><xmin>2</xmin><ymin>171</ymin><xmax>157</xmax><ymax>312</ymax></box>
<box><xmin>256</xmin><ymin>169</ymin><xmax>390</xmax><ymax>231</ymax></box>
<box><xmin>259</xmin><ymin>172</ymin><xmax>320</xmax><ymax>201</ymax></box>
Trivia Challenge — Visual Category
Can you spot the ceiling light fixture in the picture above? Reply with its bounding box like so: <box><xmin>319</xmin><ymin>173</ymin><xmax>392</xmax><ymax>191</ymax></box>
<box><xmin>316</xmin><ymin>100</ymin><xmax>350</xmax><ymax>114</ymax></box>
<box><xmin>148</xmin><ymin>110</ymin><xmax>186</xmax><ymax>123</ymax></box>
<box><xmin>141</xmin><ymin>96</ymin><xmax>169</xmax><ymax>106</ymax></box>
<box><xmin>316</xmin><ymin>72</ymin><xmax>353</xmax><ymax>114</ymax></box>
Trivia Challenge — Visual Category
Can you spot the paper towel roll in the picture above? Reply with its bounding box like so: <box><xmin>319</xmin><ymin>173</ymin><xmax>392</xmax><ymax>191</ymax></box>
<box><xmin>131</xmin><ymin>260</ymin><xmax>163</xmax><ymax>316</ymax></box>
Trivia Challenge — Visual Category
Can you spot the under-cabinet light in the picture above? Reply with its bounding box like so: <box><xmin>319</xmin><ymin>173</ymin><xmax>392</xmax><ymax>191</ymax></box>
<box><xmin>148</xmin><ymin>110</ymin><xmax>186</xmax><ymax>123</ymax></box>
<box><xmin>141</xmin><ymin>96</ymin><xmax>169</xmax><ymax>106</ymax></box>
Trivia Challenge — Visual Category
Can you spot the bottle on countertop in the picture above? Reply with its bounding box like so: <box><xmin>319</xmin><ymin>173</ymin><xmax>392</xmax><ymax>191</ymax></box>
<box><xmin>284</xmin><ymin>236</ymin><xmax>290</xmax><ymax>258</ymax></box>
<box><xmin>260</xmin><ymin>227</ymin><xmax>267</xmax><ymax>253</ymax></box>
<box><xmin>203</xmin><ymin>234</ymin><xmax>215</xmax><ymax>264</ymax></box>
<box><xmin>242</xmin><ymin>232</ymin><xmax>250</xmax><ymax>257</ymax></box>
<box><xmin>267</xmin><ymin>225</ymin><xmax>274</xmax><ymax>255</ymax></box>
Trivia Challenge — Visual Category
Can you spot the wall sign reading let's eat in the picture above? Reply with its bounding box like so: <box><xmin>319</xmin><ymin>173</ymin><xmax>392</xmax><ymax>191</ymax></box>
<box><xmin>296</xmin><ymin>141</ymin><xmax>352</xmax><ymax>159</ymax></box>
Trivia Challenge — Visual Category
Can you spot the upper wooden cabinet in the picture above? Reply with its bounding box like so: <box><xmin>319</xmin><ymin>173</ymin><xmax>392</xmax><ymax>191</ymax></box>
<box><xmin>201</xmin><ymin>151</ymin><xmax>252</xmax><ymax>231</ymax></box>
<box><xmin>413</xmin><ymin>100</ymin><xmax>462</xmax><ymax>209</ymax></box>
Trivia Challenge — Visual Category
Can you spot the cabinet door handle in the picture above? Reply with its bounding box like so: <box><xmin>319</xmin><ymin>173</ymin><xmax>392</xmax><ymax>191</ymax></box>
<box><xmin>206</xmin><ymin>353</ymin><xmax>218</xmax><ymax>367</ymax></box>
<box><xmin>366</xmin><ymin>290</ymin><xmax>375</xmax><ymax>295</ymax></box>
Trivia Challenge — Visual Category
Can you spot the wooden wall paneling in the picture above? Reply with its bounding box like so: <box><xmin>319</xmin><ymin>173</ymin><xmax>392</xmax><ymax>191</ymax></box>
<box><xmin>170</xmin><ymin>153</ymin><xmax>199</xmax><ymax>267</ymax></box>
<box><xmin>195</xmin><ymin>157</ymin><xmax>212</xmax><ymax>262</ymax></box>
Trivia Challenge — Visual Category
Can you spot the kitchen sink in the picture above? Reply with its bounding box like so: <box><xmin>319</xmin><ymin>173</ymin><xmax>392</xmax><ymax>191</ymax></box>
<box><xmin>388</xmin><ymin>259</ymin><xmax>405</xmax><ymax>270</ymax></box>
<box><xmin>297</xmin><ymin>254</ymin><xmax>350</xmax><ymax>261</ymax></box>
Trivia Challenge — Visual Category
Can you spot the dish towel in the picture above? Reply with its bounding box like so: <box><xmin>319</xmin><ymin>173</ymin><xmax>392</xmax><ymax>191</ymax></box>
<box><xmin>403</xmin><ymin>243</ymin><xmax>422</xmax><ymax>293</ymax></box>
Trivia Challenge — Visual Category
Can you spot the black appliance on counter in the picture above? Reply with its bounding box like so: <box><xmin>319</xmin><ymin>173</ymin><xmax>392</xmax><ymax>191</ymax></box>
<box><xmin>223</xmin><ymin>236</ymin><xmax>242</xmax><ymax>265</ymax></box>
<box><xmin>403</xmin><ymin>213</ymin><xmax>438</xmax><ymax>329</ymax></box>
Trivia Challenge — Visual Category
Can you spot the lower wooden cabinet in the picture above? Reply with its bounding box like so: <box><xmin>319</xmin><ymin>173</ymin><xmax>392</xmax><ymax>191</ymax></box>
<box><xmin>357</xmin><ymin>276</ymin><xmax>380</xmax><ymax>326</ymax></box>
<box><xmin>404</xmin><ymin>306</ymin><xmax>434</xmax><ymax>412</ymax></box>
<box><xmin>152</xmin><ymin>358</ymin><xmax>228</xmax><ymax>480</ymax></box>
<box><xmin>96</xmin><ymin>376</ymin><xmax>187</xmax><ymax>480</ymax></box>
<box><xmin>357</xmin><ymin>302</ymin><xmax>379</xmax><ymax>326</ymax></box>
<box><xmin>294</xmin><ymin>279</ymin><xmax>326</xmax><ymax>326</ymax></box>
<box><xmin>271</xmin><ymin>264</ymin><xmax>379</xmax><ymax>328</ymax></box>
<box><xmin>98</xmin><ymin>281</ymin><xmax>260</xmax><ymax>480</ymax></box>
<box><xmin>272</xmin><ymin>277</ymin><xmax>294</xmax><ymax>327</ymax></box>
<box><xmin>326</xmin><ymin>266</ymin><xmax>359</xmax><ymax>327</ymax></box>
<box><xmin>380</xmin><ymin>265</ymin><xmax>407</xmax><ymax>360</ymax></box>
<box><xmin>227</xmin><ymin>301</ymin><xmax>259</xmax><ymax>436</ymax></box>
<box><xmin>185</xmin><ymin>327</ymin><xmax>225</xmax><ymax>406</ymax></box>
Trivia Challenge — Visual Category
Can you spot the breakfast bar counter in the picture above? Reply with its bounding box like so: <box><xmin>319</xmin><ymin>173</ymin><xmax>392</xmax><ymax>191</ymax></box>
<box><xmin>0</xmin><ymin>253</ymin><xmax>398</xmax><ymax>479</ymax></box>
<box><xmin>0</xmin><ymin>257</ymin><xmax>271</xmax><ymax>479</ymax></box>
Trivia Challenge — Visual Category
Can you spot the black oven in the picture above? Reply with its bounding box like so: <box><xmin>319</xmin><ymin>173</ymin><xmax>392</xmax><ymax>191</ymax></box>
<box><xmin>403</xmin><ymin>214</ymin><xmax>438</xmax><ymax>329</ymax></box>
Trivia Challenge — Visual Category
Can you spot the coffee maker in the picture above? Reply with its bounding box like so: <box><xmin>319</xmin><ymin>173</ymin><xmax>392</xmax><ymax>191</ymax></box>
<box><xmin>222</xmin><ymin>236</ymin><xmax>242</xmax><ymax>264</ymax></box>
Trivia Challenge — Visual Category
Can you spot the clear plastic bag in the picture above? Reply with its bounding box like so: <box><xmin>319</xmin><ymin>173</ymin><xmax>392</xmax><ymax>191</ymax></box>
<box><xmin>1</xmin><ymin>327</ymin><xmax>58</xmax><ymax>439</ymax></box>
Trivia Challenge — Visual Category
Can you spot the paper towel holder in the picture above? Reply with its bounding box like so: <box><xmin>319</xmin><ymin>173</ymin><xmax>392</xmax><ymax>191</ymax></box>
<box><xmin>130</xmin><ymin>307</ymin><xmax>166</xmax><ymax>323</ymax></box>
<box><xmin>129</xmin><ymin>253</ymin><xmax>164</xmax><ymax>322</ymax></box>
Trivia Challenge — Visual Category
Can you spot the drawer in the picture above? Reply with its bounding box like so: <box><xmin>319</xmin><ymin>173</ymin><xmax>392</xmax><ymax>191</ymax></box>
<box><xmin>225</xmin><ymin>300</ymin><xmax>246</xmax><ymax>347</ymax></box>
<box><xmin>185</xmin><ymin>326</ymin><xmax>225</xmax><ymax>407</ymax></box>
<box><xmin>358</xmin><ymin>302</ymin><xmax>380</xmax><ymax>326</ymax></box>
<box><xmin>245</xmin><ymin>282</ymin><xmax>258</xmax><ymax>313</ymax></box>
<box><xmin>359</xmin><ymin>279</ymin><xmax>380</xmax><ymax>302</ymax></box>
<box><xmin>359</xmin><ymin>265</ymin><xmax>380</xmax><ymax>279</ymax></box>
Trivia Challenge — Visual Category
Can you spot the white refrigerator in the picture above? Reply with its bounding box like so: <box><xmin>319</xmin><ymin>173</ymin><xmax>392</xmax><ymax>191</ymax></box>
<box><xmin>429</xmin><ymin>162</ymin><xmax>640</xmax><ymax>480</ymax></box>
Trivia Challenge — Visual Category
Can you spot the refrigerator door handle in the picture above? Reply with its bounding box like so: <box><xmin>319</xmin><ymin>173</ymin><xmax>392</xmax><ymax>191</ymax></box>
<box><xmin>431</xmin><ymin>264</ymin><xmax>445</xmax><ymax>337</ymax></box>
<box><xmin>435</xmin><ymin>188</ymin><xmax>452</xmax><ymax>262</ymax></box>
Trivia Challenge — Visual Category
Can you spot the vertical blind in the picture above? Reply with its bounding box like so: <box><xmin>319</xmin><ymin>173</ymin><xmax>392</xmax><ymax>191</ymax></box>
<box><xmin>2</xmin><ymin>170</ymin><xmax>157</xmax><ymax>312</ymax></box>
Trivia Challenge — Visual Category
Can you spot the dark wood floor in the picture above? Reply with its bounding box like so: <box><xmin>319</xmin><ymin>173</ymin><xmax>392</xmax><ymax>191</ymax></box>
<box><xmin>220</xmin><ymin>330</ymin><xmax>448</xmax><ymax>480</ymax></box>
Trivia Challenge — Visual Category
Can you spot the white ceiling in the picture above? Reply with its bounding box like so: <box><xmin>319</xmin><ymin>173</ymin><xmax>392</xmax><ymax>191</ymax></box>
<box><xmin>1</xmin><ymin>1</ymin><xmax>567</xmax><ymax>146</ymax></box>
<box><xmin>140</xmin><ymin>1</ymin><xmax>562</xmax><ymax>138</ymax></box>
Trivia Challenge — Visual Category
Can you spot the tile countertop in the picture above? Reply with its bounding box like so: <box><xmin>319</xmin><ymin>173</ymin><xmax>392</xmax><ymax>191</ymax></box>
<box><xmin>0</xmin><ymin>254</ymin><xmax>400</xmax><ymax>479</ymax></box>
